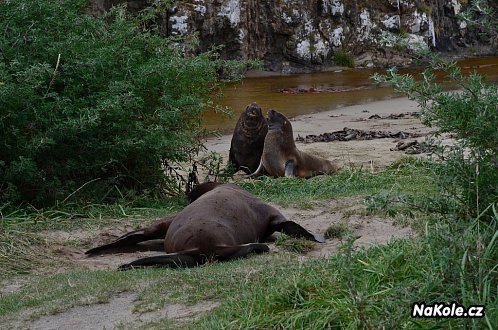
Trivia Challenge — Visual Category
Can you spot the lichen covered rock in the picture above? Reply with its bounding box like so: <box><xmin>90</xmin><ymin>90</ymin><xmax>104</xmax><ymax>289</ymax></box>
<box><xmin>89</xmin><ymin>0</ymin><xmax>497</xmax><ymax>72</ymax></box>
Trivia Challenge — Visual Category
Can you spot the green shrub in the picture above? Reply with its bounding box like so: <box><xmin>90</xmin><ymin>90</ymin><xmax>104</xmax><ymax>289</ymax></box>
<box><xmin>0</xmin><ymin>0</ymin><xmax>244</xmax><ymax>207</ymax></box>
<box><xmin>372</xmin><ymin>54</ymin><xmax>498</xmax><ymax>219</ymax></box>
<box><xmin>333</xmin><ymin>51</ymin><xmax>355</xmax><ymax>68</ymax></box>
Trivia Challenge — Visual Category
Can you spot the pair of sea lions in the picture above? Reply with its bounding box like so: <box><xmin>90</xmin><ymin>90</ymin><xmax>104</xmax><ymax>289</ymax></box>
<box><xmin>86</xmin><ymin>182</ymin><xmax>324</xmax><ymax>269</ymax></box>
<box><xmin>230</xmin><ymin>105</ymin><xmax>339</xmax><ymax>178</ymax></box>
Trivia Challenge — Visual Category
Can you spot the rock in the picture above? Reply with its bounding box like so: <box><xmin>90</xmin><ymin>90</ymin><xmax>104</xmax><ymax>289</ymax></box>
<box><xmin>88</xmin><ymin>0</ymin><xmax>498</xmax><ymax>72</ymax></box>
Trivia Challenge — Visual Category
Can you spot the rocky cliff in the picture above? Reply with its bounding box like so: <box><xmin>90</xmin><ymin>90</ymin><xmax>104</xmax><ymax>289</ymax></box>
<box><xmin>88</xmin><ymin>0</ymin><xmax>497</xmax><ymax>72</ymax></box>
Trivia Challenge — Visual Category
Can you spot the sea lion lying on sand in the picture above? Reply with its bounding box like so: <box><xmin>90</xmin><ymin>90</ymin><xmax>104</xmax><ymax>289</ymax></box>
<box><xmin>250</xmin><ymin>109</ymin><xmax>340</xmax><ymax>178</ymax></box>
<box><xmin>86</xmin><ymin>183</ymin><xmax>324</xmax><ymax>269</ymax></box>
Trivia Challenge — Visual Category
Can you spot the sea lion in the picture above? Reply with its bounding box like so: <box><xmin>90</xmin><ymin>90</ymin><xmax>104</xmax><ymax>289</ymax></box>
<box><xmin>250</xmin><ymin>109</ymin><xmax>340</xmax><ymax>178</ymax></box>
<box><xmin>228</xmin><ymin>103</ymin><xmax>268</xmax><ymax>174</ymax></box>
<box><xmin>86</xmin><ymin>183</ymin><xmax>324</xmax><ymax>269</ymax></box>
<box><xmin>186</xmin><ymin>181</ymin><xmax>222</xmax><ymax>203</ymax></box>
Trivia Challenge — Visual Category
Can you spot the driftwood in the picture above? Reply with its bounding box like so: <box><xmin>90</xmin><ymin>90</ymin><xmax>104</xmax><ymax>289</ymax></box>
<box><xmin>350</xmin><ymin>112</ymin><xmax>420</xmax><ymax>122</ymax></box>
<box><xmin>390</xmin><ymin>140</ymin><xmax>430</xmax><ymax>154</ymax></box>
<box><xmin>368</xmin><ymin>112</ymin><xmax>420</xmax><ymax>120</ymax></box>
<box><xmin>277</xmin><ymin>86</ymin><xmax>368</xmax><ymax>94</ymax></box>
<box><xmin>296</xmin><ymin>127</ymin><xmax>421</xmax><ymax>144</ymax></box>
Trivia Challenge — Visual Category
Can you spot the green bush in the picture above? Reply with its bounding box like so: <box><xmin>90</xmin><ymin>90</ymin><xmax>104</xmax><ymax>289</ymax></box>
<box><xmin>372</xmin><ymin>55</ymin><xmax>498</xmax><ymax>219</ymax></box>
<box><xmin>333</xmin><ymin>51</ymin><xmax>355</xmax><ymax>68</ymax></box>
<box><xmin>0</xmin><ymin>0</ymin><xmax>243</xmax><ymax>207</ymax></box>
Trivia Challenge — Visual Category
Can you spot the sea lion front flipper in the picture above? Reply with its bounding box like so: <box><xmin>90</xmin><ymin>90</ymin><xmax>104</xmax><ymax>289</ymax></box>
<box><xmin>284</xmin><ymin>160</ymin><xmax>295</xmax><ymax>177</ymax></box>
<box><xmin>119</xmin><ymin>253</ymin><xmax>202</xmax><ymax>270</ymax></box>
<box><xmin>215</xmin><ymin>243</ymin><xmax>270</xmax><ymax>260</ymax></box>
<box><xmin>270</xmin><ymin>216</ymin><xmax>325</xmax><ymax>243</ymax></box>
<box><xmin>247</xmin><ymin>160</ymin><xmax>264</xmax><ymax>178</ymax></box>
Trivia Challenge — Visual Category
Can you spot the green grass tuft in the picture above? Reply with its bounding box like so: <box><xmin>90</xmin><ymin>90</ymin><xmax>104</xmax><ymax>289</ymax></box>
<box><xmin>324</xmin><ymin>223</ymin><xmax>351</xmax><ymax>239</ymax></box>
<box><xmin>275</xmin><ymin>234</ymin><xmax>316</xmax><ymax>253</ymax></box>
<box><xmin>334</xmin><ymin>51</ymin><xmax>355</xmax><ymax>68</ymax></box>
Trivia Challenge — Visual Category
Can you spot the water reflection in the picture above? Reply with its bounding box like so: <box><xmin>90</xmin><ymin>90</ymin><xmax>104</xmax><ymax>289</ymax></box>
<box><xmin>203</xmin><ymin>56</ymin><xmax>498</xmax><ymax>133</ymax></box>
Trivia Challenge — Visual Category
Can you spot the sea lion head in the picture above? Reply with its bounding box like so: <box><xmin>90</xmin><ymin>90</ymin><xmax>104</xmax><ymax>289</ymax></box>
<box><xmin>241</xmin><ymin>103</ymin><xmax>265</xmax><ymax>130</ymax></box>
<box><xmin>267</xmin><ymin>109</ymin><xmax>292</xmax><ymax>133</ymax></box>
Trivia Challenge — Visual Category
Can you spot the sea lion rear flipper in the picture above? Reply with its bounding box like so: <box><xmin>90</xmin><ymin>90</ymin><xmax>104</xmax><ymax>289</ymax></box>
<box><xmin>86</xmin><ymin>216</ymin><xmax>175</xmax><ymax>255</ymax></box>
<box><xmin>284</xmin><ymin>160</ymin><xmax>295</xmax><ymax>177</ymax></box>
<box><xmin>85</xmin><ymin>229</ymin><xmax>152</xmax><ymax>255</ymax></box>
<box><xmin>271</xmin><ymin>217</ymin><xmax>325</xmax><ymax>243</ymax></box>
<box><xmin>119</xmin><ymin>253</ymin><xmax>201</xmax><ymax>270</ymax></box>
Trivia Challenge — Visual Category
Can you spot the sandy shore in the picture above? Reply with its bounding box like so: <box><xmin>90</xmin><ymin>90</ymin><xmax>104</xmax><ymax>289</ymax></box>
<box><xmin>202</xmin><ymin>96</ymin><xmax>433</xmax><ymax>173</ymax></box>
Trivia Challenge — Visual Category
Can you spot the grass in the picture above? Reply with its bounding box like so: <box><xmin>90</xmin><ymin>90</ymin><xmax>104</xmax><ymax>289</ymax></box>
<box><xmin>240</xmin><ymin>157</ymin><xmax>437</xmax><ymax>207</ymax></box>
<box><xmin>0</xmin><ymin>197</ymin><xmax>185</xmax><ymax>280</ymax></box>
<box><xmin>324</xmin><ymin>223</ymin><xmax>352</xmax><ymax>239</ymax></box>
<box><xmin>0</xmin><ymin>158</ymin><xmax>496</xmax><ymax>329</ymax></box>
<box><xmin>334</xmin><ymin>51</ymin><xmax>355</xmax><ymax>68</ymax></box>
<box><xmin>275</xmin><ymin>234</ymin><xmax>316</xmax><ymax>253</ymax></box>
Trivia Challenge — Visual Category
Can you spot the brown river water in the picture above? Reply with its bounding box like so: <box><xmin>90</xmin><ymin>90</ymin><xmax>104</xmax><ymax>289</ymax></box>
<box><xmin>203</xmin><ymin>56</ymin><xmax>498</xmax><ymax>133</ymax></box>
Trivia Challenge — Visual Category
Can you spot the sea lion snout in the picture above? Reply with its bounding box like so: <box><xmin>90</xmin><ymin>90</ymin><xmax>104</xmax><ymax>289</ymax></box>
<box><xmin>245</xmin><ymin>103</ymin><xmax>262</xmax><ymax>117</ymax></box>
<box><xmin>267</xmin><ymin>109</ymin><xmax>287</xmax><ymax>129</ymax></box>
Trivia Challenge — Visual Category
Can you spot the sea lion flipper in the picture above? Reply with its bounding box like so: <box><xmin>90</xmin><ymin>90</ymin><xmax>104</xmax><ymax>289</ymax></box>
<box><xmin>247</xmin><ymin>160</ymin><xmax>264</xmax><ymax>178</ymax></box>
<box><xmin>119</xmin><ymin>253</ymin><xmax>201</xmax><ymax>270</ymax></box>
<box><xmin>85</xmin><ymin>229</ymin><xmax>150</xmax><ymax>255</ymax></box>
<box><xmin>271</xmin><ymin>218</ymin><xmax>325</xmax><ymax>243</ymax></box>
<box><xmin>86</xmin><ymin>215</ymin><xmax>176</xmax><ymax>255</ymax></box>
<box><xmin>215</xmin><ymin>243</ymin><xmax>270</xmax><ymax>260</ymax></box>
<box><xmin>284</xmin><ymin>160</ymin><xmax>295</xmax><ymax>177</ymax></box>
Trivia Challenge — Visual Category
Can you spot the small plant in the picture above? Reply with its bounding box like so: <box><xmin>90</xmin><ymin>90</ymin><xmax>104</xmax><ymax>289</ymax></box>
<box><xmin>416</xmin><ymin>1</ymin><xmax>433</xmax><ymax>16</ymax></box>
<box><xmin>197</xmin><ymin>152</ymin><xmax>232</xmax><ymax>182</ymax></box>
<box><xmin>324</xmin><ymin>223</ymin><xmax>351</xmax><ymax>239</ymax></box>
<box><xmin>459</xmin><ymin>0</ymin><xmax>497</xmax><ymax>33</ymax></box>
<box><xmin>275</xmin><ymin>234</ymin><xmax>316</xmax><ymax>253</ymax></box>
<box><xmin>333</xmin><ymin>51</ymin><xmax>355</xmax><ymax>68</ymax></box>
<box><xmin>398</xmin><ymin>26</ymin><xmax>409</xmax><ymax>38</ymax></box>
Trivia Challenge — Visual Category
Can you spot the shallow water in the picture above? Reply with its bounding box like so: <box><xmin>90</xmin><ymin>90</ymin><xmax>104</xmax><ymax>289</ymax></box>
<box><xmin>203</xmin><ymin>56</ymin><xmax>498</xmax><ymax>133</ymax></box>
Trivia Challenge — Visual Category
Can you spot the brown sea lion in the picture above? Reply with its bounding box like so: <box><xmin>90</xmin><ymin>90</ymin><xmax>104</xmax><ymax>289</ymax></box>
<box><xmin>250</xmin><ymin>109</ymin><xmax>340</xmax><ymax>178</ymax></box>
<box><xmin>228</xmin><ymin>103</ymin><xmax>268</xmax><ymax>174</ymax></box>
<box><xmin>186</xmin><ymin>181</ymin><xmax>222</xmax><ymax>203</ymax></box>
<box><xmin>86</xmin><ymin>183</ymin><xmax>324</xmax><ymax>269</ymax></box>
